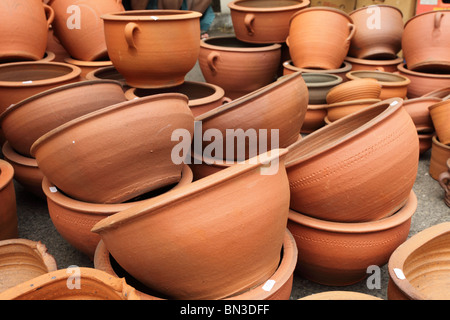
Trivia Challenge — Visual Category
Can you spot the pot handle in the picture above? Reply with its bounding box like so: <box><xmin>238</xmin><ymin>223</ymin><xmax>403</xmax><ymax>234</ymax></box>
<box><xmin>221</xmin><ymin>96</ymin><xmax>232</xmax><ymax>104</ymax></box>
<box><xmin>43</xmin><ymin>4</ymin><xmax>55</xmax><ymax>28</ymax></box>
<box><xmin>439</xmin><ymin>171</ymin><xmax>450</xmax><ymax>193</ymax></box>
<box><xmin>435</xmin><ymin>11</ymin><xmax>444</xmax><ymax>29</ymax></box>
<box><xmin>207</xmin><ymin>51</ymin><xmax>220</xmax><ymax>74</ymax></box>
<box><xmin>346</xmin><ymin>23</ymin><xmax>356</xmax><ymax>42</ymax></box>
<box><xmin>125</xmin><ymin>22</ymin><xmax>140</xmax><ymax>49</ymax></box>
<box><xmin>244</xmin><ymin>13</ymin><xmax>255</xmax><ymax>36</ymax></box>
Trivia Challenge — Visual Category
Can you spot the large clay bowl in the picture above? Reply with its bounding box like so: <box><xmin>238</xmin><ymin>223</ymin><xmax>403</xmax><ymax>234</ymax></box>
<box><xmin>388</xmin><ymin>222</ymin><xmax>450</xmax><ymax>300</ymax></box>
<box><xmin>228</xmin><ymin>0</ymin><xmax>310</xmax><ymax>43</ymax></box>
<box><xmin>302</xmin><ymin>73</ymin><xmax>343</xmax><ymax>105</ymax></box>
<box><xmin>288</xmin><ymin>190</ymin><xmax>417</xmax><ymax>286</ymax></box>
<box><xmin>429</xmin><ymin>100</ymin><xmax>450</xmax><ymax>145</ymax></box>
<box><xmin>344</xmin><ymin>56</ymin><xmax>403</xmax><ymax>73</ymax></box>
<box><xmin>91</xmin><ymin>150</ymin><xmax>291</xmax><ymax>300</ymax></box>
<box><xmin>325</xmin><ymin>99</ymin><xmax>381</xmax><ymax>122</ymax></box>
<box><xmin>282</xmin><ymin>60</ymin><xmax>352</xmax><ymax>82</ymax></box>
<box><xmin>402</xmin><ymin>97</ymin><xmax>442</xmax><ymax>131</ymax></box>
<box><xmin>0</xmin><ymin>80</ymin><xmax>126</xmax><ymax>157</ymax></box>
<box><xmin>430</xmin><ymin>135</ymin><xmax>450</xmax><ymax>180</ymax></box>
<box><xmin>30</xmin><ymin>93</ymin><xmax>194</xmax><ymax>204</ymax></box>
<box><xmin>326</xmin><ymin>78</ymin><xmax>381</xmax><ymax>104</ymax></box>
<box><xmin>0</xmin><ymin>160</ymin><xmax>17</xmax><ymax>240</ymax></box>
<box><xmin>286</xmin><ymin>98</ymin><xmax>419</xmax><ymax>223</ymax></box>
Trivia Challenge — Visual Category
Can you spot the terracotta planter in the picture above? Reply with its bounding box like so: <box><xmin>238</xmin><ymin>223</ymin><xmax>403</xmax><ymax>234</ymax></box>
<box><xmin>0</xmin><ymin>239</ymin><xmax>57</xmax><ymax>293</ymax></box>
<box><xmin>300</xmin><ymin>291</ymin><xmax>382</xmax><ymax>300</ymax></box>
<box><xmin>42</xmin><ymin>165</ymin><xmax>193</xmax><ymax>259</ymax></box>
<box><xmin>325</xmin><ymin>99</ymin><xmax>381</xmax><ymax>122</ymax></box>
<box><xmin>102</xmin><ymin>10</ymin><xmax>201</xmax><ymax>89</ymax></box>
<box><xmin>418</xmin><ymin>129</ymin><xmax>434</xmax><ymax>155</ymax></box>
<box><xmin>0</xmin><ymin>0</ymin><xmax>54</xmax><ymax>62</ymax></box>
<box><xmin>326</xmin><ymin>78</ymin><xmax>381</xmax><ymax>104</ymax></box>
<box><xmin>429</xmin><ymin>100</ymin><xmax>450</xmax><ymax>145</ymax></box>
<box><xmin>301</xmin><ymin>105</ymin><xmax>327</xmax><ymax>134</ymax></box>
<box><xmin>286</xmin><ymin>98</ymin><xmax>419</xmax><ymax>223</ymax></box>
<box><xmin>228</xmin><ymin>0</ymin><xmax>310</xmax><ymax>44</ymax></box>
<box><xmin>288</xmin><ymin>190</ymin><xmax>417</xmax><ymax>286</ymax></box>
<box><xmin>430</xmin><ymin>135</ymin><xmax>450</xmax><ymax>180</ymax></box>
<box><xmin>402</xmin><ymin>10</ymin><xmax>450</xmax><ymax>73</ymax></box>
<box><xmin>49</xmin><ymin>0</ymin><xmax>125</xmax><ymax>61</ymax></box>
<box><xmin>344</xmin><ymin>56</ymin><xmax>403</xmax><ymax>73</ymax></box>
<box><xmin>388</xmin><ymin>222</ymin><xmax>450</xmax><ymax>300</ymax></box>
<box><xmin>348</xmin><ymin>5</ymin><xmax>403</xmax><ymax>60</ymax></box>
<box><xmin>199</xmin><ymin>36</ymin><xmax>281</xmax><ymax>99</ymax></box>
<box><xmin>402</xmin><ymin>97</ymin><xmax>442</xmax><ymax>131</ymax></box>
<box><xmin>85</xmin><ymin>66</ymin><xmax>130</xmax><ymax>91</ymax></box>
<box><xmin>91</xmin><ymin>150</ymin><xmax>290</xmax><ymax>300</ymax></box>
<box><xmin>0</xmin><ymin>80</ymin><xmax>126</xmax><ymax>157</ymax></box>
<box><xmin>438</xmin><ymin>159</ymin><xmax>450</xmax><ymax>207</ymax></box>
<box><xmin>64</xmin><ymin>57</ymin><xmax>113</xmax><ymax>80</ymax></box>
<box><xmin>282</xmin><ymin>60</ymin><xmax>352</xmax><ymax>82</ymax></box>
<box><xmin>302</xmin><ymin>73</ymin><xmax>343</xmax><ymax>105</ymax></box>
<box><xmin>0</xmin><ymin>160</ymin><xmax>17</xmax><ymax>241</ymax></box>
<box><xmin>287</xmin><ymin>7</ymin><xmax>355</xmax><ymax>70</ymax></box>
<box><xmin>125</xmin><ymin>81</ymin><xmax>231</xmax><ymax>117</ymax></box>
<box><xmin>0</xmin><ymin>267</ymin><xmax>140</xmax><ymax>300</ymax></box>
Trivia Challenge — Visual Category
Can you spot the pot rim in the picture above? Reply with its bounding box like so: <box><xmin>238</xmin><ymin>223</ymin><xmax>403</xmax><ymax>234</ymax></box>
<box><xmin>402</xmin><ymin>96</ymin><xmax>442</xmax><ymax>105</ymax></box>
<box><xmin>41</xmin><ymin>51</ymin><xmax>56</xmax><ymax>63</ymax></box>
<box><xmin>326</xmin><ymin>98</ymin><xmax>381</xmax><ymax>109</ymax></box>
<box><xmin>85</xmin><ymin>66</ymin><xmax>121</xmax><ymax>81</ymax></box>
<box><xmin>398</xmin><ymin>63</ymin><xmax>450</xmax><ymax>79</ymax></box>
<box><xmin>433</xmin><ymin>134</ymin><xmax>450</xmax><ymax>150</ymax></box>
<box><xmin>346</xmin><ymin>70</ymin><xmax>411</xmax><ymax>87</ymax></box>
<box><xmin>200</xmin><ymin>35</ymin><xmax>282</xmax><ymax>52</ymax></box>
<box><xmin>404</xmin><ymin>9</ymin><xmax>450</xmax><ymax>28</ymax></box>
<box><xmin>101</xmin><ymin>9</ymin><xmax>202</xmax><ymax>21</ymax></box>
<box><xmin>344</xmin><ymin>55</ymin><xmax>403</xmax><ymax>66</ymax></box>
<box><xmin>283</xmin><ymin>60</ymin><xmax>352</xmax><ymax>74</ymax></box>
<box><xmin>2</xmin><ymin>141</ymin><xmax>38</xmax><ymax>168</ymax></box>
<box><xmin>428</xmin><ymin>99</ymin><xmax>450</xmax><ymax>112</ymax></box>
<box><xmin>0</xmin><ymin>159</ymin><xmax>14</xmax><ymax>192</ymax></box>
<box><xmin>64</xmin><ymin>57</ymin><xmax>113</xmax><ymax>68</ymax></box>
<box><xmin>228</xmin><ymin>0</ymin><xmax>310</xmax><ymax>13</ymax></box>
<box><xmin>349</xmin><ymin>4</ymin><xmax>403</xmax><ymax>17</ymax></box>
<box><xmin>289</xmin><ymin>6</ymin><xmax>353</xmax><ymax>26</ymax></box>
<box><xmin>302</xmin><ymin>73</ymin><xmax>343</xmax><ymax>87</ymax></box>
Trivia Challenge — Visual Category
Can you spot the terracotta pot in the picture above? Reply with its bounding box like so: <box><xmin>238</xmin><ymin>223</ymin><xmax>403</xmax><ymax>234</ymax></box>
<box><xmin>49</xmin><ymin>0</ymin><xmax>125</xmax><ymax>61</ymax></box>
<box><xmin>439</xmin><ymin>159</ymin><xmax>450</xmax><ymax>207</ymax></box>
<box><xmin>282</xmin><ymin>60</ymin><xmax>352</xmax><ymax>82</ymax></box>
<box><xmin>0</xmin><ymin>160</ymin><xmax>17</xmax><ymax>241</ymax></box>
<box><xmin>348</xmin><ymin>5</ymin><xmax>403</xmax><ymax>60</ymax></box>
<box><xmin>301</xmin><ymin>105</ymin><xmax>327</xmax><ymax>134</ymax></box>
<box><xmin>286</xmin><ymin>98</ymin><xmax>419</xmax><ymax>223</ymax></box>
<box><xmin>346</xmin><ymin>70</ymin><xmax>410</xmax><ymax>100</ymax></box>
<box><xmin>288</xmin><ymin>190</ymin><xmax>417</xmax><ymax>286</ymax></box>
<box><xmin>31</xmin><ymin>93</ymin><xmax>194</xmax><ymax>204</ymax></box>
<box><xmin>287</xmin><ymin>7</ymin><xmax>355</xmax><ymax>70</ymax></box>
<box><xmin>388</xmin><ymin>222</ymin><xmax>450</xmax><ymax>300</ymax></box>
<box><xmin>0</xmin><ymin>0</ymin><xmax>54</xmax><ymax>62</ymax></box>
<box><xmin>326</xmin><ymin>78</ymin><xmax>381</xmax><ymax>104</ymax></box>
<box><xmin>325</xmin><ymin>99</ymin><xmax>381</xmax><ymax>122</ymax></box>
<box><xmin>300</xmin><ymin>291</ymin><xmax>383</xmax><ymax>300</ymax></box>
<box><xmin>46</xmin><ymin>26</ymin><xmax>69</xmax><ymax>62</ymax></box>
<box><xmin>429</xmin><ymin>100</ymin><xmax>450</xmax><ymax>145</ymax></box>
<box><xmin>0</xmin><ymin>267</ymin><xmax>140</xmax><ymax>300</ymax></box>
<box><xmin>228</xmin><ymin>0</ymin><xmax>310</xmax><ymax>44</ymax></box>
<box><xmin>38</xmin><ymin>51</ymin><xmax>56</xmax><ymax>63</ymax></box>
<box><xmin>422</xmin><ymin>86</ymin><xmax>450</xmax><ymax>100</ymax></box>
<box><xmin>85</xmin><ymin>66</ymin><xmax>130</xmax><ymax>92</ymax></box>
<box><xmin>430</xmin><ymin>136</ymin><xmax>450</xmax><ymax>180</ymax></box>
<box><xmin>0</xmin><ymin>239</ymin><xmax>57</xmax><ymax>293</ymax></box>
<box><xmin>102</xmin><ymin>10</ymin><xmax>201</xmax><ymax>89</ymax></box>
<box><xmin>402</xmin><ymin>10</ymin><xmax>450</xmax><ymax>73</ymax></box>
<box><xmin>199</xmin><ymin>36</ymin><xmax>281</xmax><ymax>99</ymax></box>
<box><xmin>64</xmin><ymin>57</ymin><xmax>113</xmax><ymax>80</ymax></box>
<box><xmin>42</xmin><ymin>165</ymin><xmax>193</xmax><ymax>260</ymax></box>
<box><xmin>344</xmin><ymin>56</ymin><xmax>403</xmax><ymax>73</ymax></box>
<box><xmin>125</xmin><ymin>81</ymin><xmax>231</xmax><ymax>117</ymax></box>
<box><xmin>195</xmin><ymin>72</ymin><xmax>308</xmax><ymax>161</ymax></box>
<box><xmin>402</xmin><ymin>97</ymin><xmax>442</xmax><ymax>131</ymax></box>
<box><xmin>418</xmin><ymin>128</ymin><xmax>435</xmax><ymax>155</ymax></box>
<box><xmin>91</xmin><ymin>150</ymin><xmax>290</xmax><ymax>300</ymax></box>
<box><xmin>302</xmin><ymin>73</ymin><xmax>343</xmax><ymax>105</ymax></box>
<box><xmin>0</xmin><ymin>80</ymin><xmax>126</xmax><ymax>157</ymax></box>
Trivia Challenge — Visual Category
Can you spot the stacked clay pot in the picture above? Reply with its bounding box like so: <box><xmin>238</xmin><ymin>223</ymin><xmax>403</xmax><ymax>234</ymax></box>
<box><xmin>428</xmin><ymin>100</ymin><xmax>450</xmax><ymax>180</ymax></box>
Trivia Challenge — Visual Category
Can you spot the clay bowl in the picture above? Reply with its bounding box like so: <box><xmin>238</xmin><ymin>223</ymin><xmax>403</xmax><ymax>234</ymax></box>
<box><xmin>0</xmin><ymin>160</ymin><xmax>17</xmax><ymax>240</ymax></box>
<box><xmin>302</xmin><ymin>73</ymin><xmax>343</xmax><ymax>105</ymax></box>
<box><xmin>429</xmin><ymin>100</ymin><xmax>450</xmax><ymax>145</ymax></box>
<box><xmin>91</xmin><ymin>150</ymin><xmax>291</xmax><ymax>300</ymax></box>
<box><xmin>125</xmin><ymin>81</ymin><xmax>231</xmax><ymax>117</ymax></box>
<box><xmin>228</xmin><ymin>0</ymin><xmax>310</xmax><ymax>44</ymax></box>
<box><xmin>344</xmin><ymin>56</ymin><xmax>403</xmax><ymax>73</ymax></box>
<box><xmin>0</xmin><ymin>80</ymin><xmax>126</xmax><ymax>157</ymax></box>
<box><xmin>402</xmin><ymin>97</ymin><xmax>442</xmax><ymax>131</ymax></box>
<box><xmin>301</xmin><ymin>104</ymin><xmax>327</xmax><ymax>134</ymax></box>
<box><xmin>282</xmin><ymin>60</ymin><xmax>352</xmax><ymax>82</ymax></box>
<box><xmin>346</xmin><ymin>70</ymin><xmax>410</xmax><ymax>100</ymax></box>
<box><xmin>388</xmin><ymin>222</ymin><xmax>450</xmax><ymax>300</ymax></box>
<box><xmin>63</xmin><ymin>57</ymin><xmax>113</xmax><ymax>80</ymax></box>
<box><xmin>85</xmin><ymin>66</ymin><xmax>130</xmax><ymax>91</ymax></box>
<box><xmin>285</xmin><ymin>98</ymin><xmax>419</xmax><ymax>223</ymax></box>
<box><xmin>0</xmin><ymin>239</ymin><xmax>57</xmax><ymax>293</ymax></box>
<box><xmin>325</xmin><ymin>99</ymin><xmax>381</xmax><ymax>122</ymax></box>
<box><xmin>422</xmin><ymin>86</ymin><xmax>450</xmax><ymax>100</ymax></box>
<box><xmin>300</xmin><ymin>291</ymin><xmax>382</xmax><ymax>300</ymax></box>
<box><xmin>30</xmin><ymin>93</ymin><xmax>194</xmax><ymax>204</ymax></box>
<box><xmin>430</xmin><ymin>135</ymin><xmax>450</xmax><ymax>180</ymax></box>
<box><xmin>288</xmin><ymin>190</ymin><xmax>417</xmax><ymax>286</ymax></box>
<box><xmin>42</xmin><ymin>165</ymin><xmax>193</xmax><ymax>260</ymax></box>
<box><xmin>325</xmin><ymin>78</ymin><xmax>381</xmax><ymax>104</ymax></box>
<box><xmin>418</xmin><ymin>129</ymin><xmax>435</xmax><ymax>155</ymax></box>
<box><xmin>0</xmin><ymin>267</ymin><xmax>140</xmax><ymax>300</ymax></box>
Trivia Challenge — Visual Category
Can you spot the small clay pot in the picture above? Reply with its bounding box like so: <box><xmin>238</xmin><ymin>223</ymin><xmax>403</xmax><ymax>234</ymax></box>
<box><xmin>429</xmin><ymin>100</ymin><xmax>450</xmax><ymax>145</ymax></box>
<box><xmin>301</xmin><ymin>105</ymin><xmax>327</xmax><ymax>134</ymax></box>
<box><xmin>64</xmin><ymin>57</ymin><xmax>113</xmax><ymax>80</ymax></box>
<box><xmin>302</xmin><ymin>73</ymin><xmax>343</xmax><ymax>105</ymax></box>
<box><xmin>300</xmin><ymin>291</ymin><xmax>382</xmax><ymax>300</ymax></box>
<box><xmin>0</xmin><ymin>160</ymin><xmax>17</xmax><ymax>241</ymax></box>
<box><xmin>344</xmin><ymin>56</ymin><xmax>403</xmax><ymax>73</ymax></box>
<box><xmin>282</xmin><ymin>60</ymin><xmax>352</xmax><ymax>82</ymax></box>
<box><xmin>402</xmin><ymin>97</ymin><xmax>442</xmax><ymax>131</ymax></box>
<box><xmin>438</xmin><ymin>159</ymin><xmax>450</xmax><ymax>207</ymax></box>
<box><xmin>430</xmin><ymin>135</ymin><xmax>450</xmax><ymax>180</ymax></box>
<box><xmin>325</xmin><ymin>99</ymin><xmax>381</xmax><ymax>122</ymax></box>
<box><xmin>326</xmin><ymin>78</ymin><xmax>381</xmax><ymax>104</ymax></box>
<box><xmin>85</xmin><ymin>66</ymin><xmax>130</xmax><ymax>92</ymax></box>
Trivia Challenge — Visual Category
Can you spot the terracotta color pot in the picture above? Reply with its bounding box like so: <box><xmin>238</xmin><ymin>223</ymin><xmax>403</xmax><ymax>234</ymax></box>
<box><xmin>288</xmin><ymin>190</ymin><xmax>417</xmax><ymax>286</ymax></box>
<box><xmin>348</xmin><ymin>5</ymin><xmax>403</xmax><ymax>60</ymax></box>
<box><xmin>430</xmin><ymin>136</ymin><xmax>450</xmax><ymax>180</ymax></box>
<box><xmin>125</xmin><ymin>81</ymin><xmax>231</xmax><ymax>117</ymax></box>
<box><xmin>46</xmin><ymin>27</ymin><xmax>69</xmax><ymax>62</ymax></box>
<box><xmin>31</xmin><ymin>93</ymin><xmax>194</xmax><ymax>204</ymax></box>
<box><xmin>64</xmin><ymin>57</ymin><xmax>113</xmax><ymax>80</ymax></box>
<box><xmin>199</xmin><ymin>36</ymin><xmax>281</xmax><ymax>99</ymax></box>
<box><xmin>302</xmin><ymin>73</ymin><xmax>343</xmax><ymax>105</ymax></box>
<box><xmin>344</xmin><ymin>56</ymin><xmax>403</xmax><ymax>73</ymax></box>
<box><xmin>300</xmin><ymin>291</ymin><xmax>383</xmax><ymax>300</ymax></box>
<box><xmin>42</xmin><ymin>165</ymin><xmax>193</xmax><ymax>259</ymax></box>
<box><xmin>301</xmin><ymin>105</ymin><xmax>327</xmax><ymax>134</ymax></box>
<box><xmin>0</xmin><ymin>80</ymin><xmax>126</xmax><ymax>157</ymax></box>
<box><xmin>287</xmin><ymin>7</ymin><xmax>355</xmax><ymax>70</ymax></box>
<box><xmin>346</xmin><ymin>70</ymin><xmax>410</xmax><ymax>100</ymax></box>
<box><xmin>49</xmin><ymin>0</ymin><xmax>125</xmax><ymax>61</ymax></box>
<box><xmin>91</xmin><ymin>150</ymin><xmax>290</xmax><ymax>300</ymax></box>
<box><xmin>0</xmin><ymin>239</ymin><xmax>57</xmax><ymax>293</ymax></box>
<box><xmin>388</xmin><ymin>222</ymin><xmax>450</xmax><ymax>300</ymax></box>
<box><xmin>102</xmin><ymin>10</ymin><xmax>201</xmax><ymax>89</ymax></box>
<box><xmin>228</xmin><ymin>0</ymin><xmax>310</xmax><ymax>44</ymax></box>
<box><xmin>282</xmin><ymin>60</ymin><xmax>352</xmax><ymax>82</ymax></box>
<box><xmin>0</xmin><ymin>267</ymin><xmax>140</xmax><ymax>300</ymax></box>
<box><xmin>0</xmin><ymin>0</ymin><xmax>54</xmax><ymax>62</ymax></box>
<box><xmin>429</xmin><ymin>100</ymin><xmax>450</xmax><ymax>145</ymax></box>
<box><xmin>85</xmin><ymin>66</ymin><xmax>130</xmax><ymax>91</ymax></box>
<box><xmin>438</xmin><ymin>159</ymin><xmax>450</xmax><ymax>207</ymax></box>
<box><xmin>402</xmin><ymin>97</ymin><xmax>442</xmax><ymax>131</ymax></box>
<box><xmin>40</xmin><ymin>52</ymin><xmax>56</xmax><ymax>63</ymax></box>
<box><xmin>326</xmin><ymin>78</ymin><xmax>381</xmax><ymax>104</ymax></box>
<box><xmin>286</xmin><ymin>98</ymin><xmax>419</xmax><ymax>223</ymax></box>
<box><xmin>423</xmin><ymin>86</ymin><xmax>450</xmax><ymax>100</ymax></box>
<box><xmin>418</xmin><ymin>129</ymin><xmax>434</xmax><ymax>155</ymax></box>
<box><xmin>0</xmin><ymin>160</ymin><xmax>17</xmax><ymax>241</ymax></box>
<box><xmin>325</xmin><ymin>99</ymin><xmax>381</xmax><ymax>122</ymax></box>
<box><xmin>402</xmin><ymin>10</ymin><xmax>450</xmax><ymax>73</ymax></box>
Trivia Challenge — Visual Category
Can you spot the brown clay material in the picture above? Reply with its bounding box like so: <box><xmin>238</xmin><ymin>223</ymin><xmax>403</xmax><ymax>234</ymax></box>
<box><xmin>85</xmin><ymin>66</ymin><xmax>130</xmax><ymax>92</ymax></box>
<box><xmin>301</xmin><ymin>104</ymin><xmax>327</xmax><ymax>134</ymax></box>
<box><xmin>282</xmin><ymin>60</ymin><xmax>352</xmax><ymax>82</ymax></box>
<box><xmin>64</xmin><ymin>57</ymin><xmax>113</xmax><ymax>80</ymax></box>
<box><xmin>326</xmin><ymin>78</ymin><xmax>381</xmax><ymax>104</ymax></box>
<box><xmin>438</xmin><ymin>159</ymin><xmax>450</xmax><ymax>207</ymax></box>
<box><xmin>430</xmin><ymin>135</ymin><xmax>450</xmax><ymax>180</ymax></box>
<box><xmin>325</xmin><ymin>99</ymin><xmax>381</xmax><ymax>122</ymax></box>
<box><xmin>423</xmin><ymin>86</ymin><xmax>450</xmax><ymax>100</ymax></box>
<box><xmin>0</xmin><ymin>160</ymin><xmax>18</xmax><ymax>241</ymax></box>
<box><xmin>300</xmin><ymin>291</ymin><xmax>383</xmax><ymax>300</ymax></box>
<box><xmin>402</xmin><ymin>97</ymin><xmax>442</xmax><ymax>131</ymax></box>
<box><xmin>429</xmin><ymin>100</ymin><xmax>450</xmax><ymax>145</ymax></box>
<box><xmin>344</xmin><ymin>55</ymin><xmax>403</xmax><ymax>73</ymax></box>
<box><xmin>418</xmin><ymin>128</ymin><xmax>435</xmax><ymax>155</ymax></box>
<box><xmin>302</xmin><ymin>73</ymin><xmax>343</xmax><ymax>105</ymax></box>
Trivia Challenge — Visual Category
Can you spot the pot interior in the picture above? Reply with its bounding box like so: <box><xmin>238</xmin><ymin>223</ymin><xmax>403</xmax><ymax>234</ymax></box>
<box><xmin>92</xmin><ymin>67</ymin><xmax>125</xmax><ymax>82</ymax></box>
<box><xmin>204</xmin><ymin>37</ymin><xmax>278</xmax><ymax>49</ymax></box>
<box><xmin>303</xmin><ymin>73</ymin><xmax>341</xmax><ymax>85</ymax></box>
<box><xmin>350</xmin><ymin>71</ymin><xmax>406</xmax><ymax>83</ymax></box>
<box><xmin>134</xmin><ymin>82</ymin><xmax>216</xmax><ymax>100</ymax></box>
<box><xmin>235</xmin><ymin>0</ymin><xmax>301</xmax><ymax>8</ymax></box>
<box><xmin>0</xmin><ymin>64</ymin><xmax>73</xmax><ymax>82</ymax></box>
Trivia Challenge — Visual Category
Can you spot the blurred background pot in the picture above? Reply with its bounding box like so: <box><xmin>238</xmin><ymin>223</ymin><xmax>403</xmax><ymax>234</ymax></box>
<box><xmin>430</xmin><ymin>135</ymin><xmax>450</xmax><ymax>180</ymax></box>
<box><xmin>344</xmin><ymin>56</ymin><xmax>403</xmax><ymax>73</ymax></box>
<box><xmin>346</xmin><ymin>70</ymin><xmax>410</xmax><ymax>99</ymax></box>
<box><xmin>0</xmin><ymin>160</ymin><xmax>17</xmax><ymax>240</ymax></box>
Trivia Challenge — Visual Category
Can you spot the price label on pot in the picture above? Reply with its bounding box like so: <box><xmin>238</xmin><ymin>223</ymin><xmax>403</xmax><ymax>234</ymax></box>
<box><xmin>394</xmin><ymin>268</ymin><xmax>406</xmax><ymax>280</ymax></box>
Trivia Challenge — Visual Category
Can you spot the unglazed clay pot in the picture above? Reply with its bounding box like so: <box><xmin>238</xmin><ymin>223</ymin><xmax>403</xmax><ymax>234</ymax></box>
<box><xmin>402</xmin><ymin>10</ymin><xmax>450</xmax><ymax>73</ymax></box>
<box><xmin>102</xmin><ymin>10</ymin><xmax>201</xmax><ymax>89</ymax></box>
<box><xmin>325</xmin><ymin>99</ymin><xmax>381</xmax><ymax>122</ymax></box>
<box><xmin>439</xmin><ymin>159</ymin><xmax>450</xmax><ymax>207</ymax></box>
<box><xmin>49</xmin><ymin>0</ymin><xmax>125</xmax><ymax>61</ymax></box>
<box><xmin>46</xmin><ymin>26</ymin><xmax>69</xmax><ymax>62</ymax></box>
<box><xmin>0</xmin><ymin>80</ymin><xmax>126</xmax><ymax>157</ymax></box>
<box><xmin>423</xmin><ymin>86</ymin><xmax>450</xmax><ymax>100</ymax></box>
<box><xmin>31</xmin><ymin>93</ymin><xmax>194</xmax><ymax>204</ymax></box>
<box><xmin>287</xmin><ymin>7</ymin><xmax>355</xmax><ymax>70</ymax></box>
<box><xmin>344</xmin><ymin>56</ymin><xmax>403</xmax><ymax>73</ymax></box>
<box><xmin>388</xmin><ymin>222</ymin><xmax>450</xmax><ymax>300</ymax></box>
<box><xmin>91</xmin><ymin>150</ymin><xmax>291</xmax><ymax>300</ymax></box>
<box><xmin>0</xmin><ymin>239</ymin><xmax>57</xmax><ymax>293</ymax></box>
<box><xmin>0</xmin><ymin>0</ymin><xmax>54</xmax><ymax>62</ymax></box>
<box><xmin>282</xmin><ymin>60</ymin><xmax>352</xmax><ymax>82</ymax></box>
<box><xmin>0</xmin><ymin>267</ymin><xmax>140</xmax><ymax>300</ymax></box>
<box><xmin>42</xmin><ymin>165</ymin><xmax>193</xmax><ymax>259</ymax></box>
<box><xmin>300</xmin><ymin>291</ymin><xmax>382</xmax><ymax>300</ymax></box>
<box><xmin>199</xmin><ymin>36</ymin><xmax>281</xmax><ymax>99</ymax></box>
<box><xmin>0</xmin><ymin>160</ymin><xmax>17</xmax><ymax>241</ymax></box>
<box><xmin>402</xmin><ymin>97</ymin><xmax>442</xmax><ymax>131</ymax></box>
<box><xmin>64</xmin><ymin>57</ymin><xmax>113</xmax><ymax>80</ymax></box>
<box><xmin>286</xmin><ymin>98</ymin><xmax>419</xmax><ymax>223</ymax></box>
<box><xmin>301</xmin><ymin>105</ymin><xmax>327</xmax><ymax>134</ymax></box>
<box><xmin>348</xmin><ymin>5</ymin><xmax>403</xmax><ymax>60</ymax></box>
<box><xmin>418</xmin><ymin>129</ymin><xmax>434</xmax><ymax>155</ymax></box>
<box><xmin>430</xmin><ymin>136</ymin><xmax>450</xmax><ymax>180</ymax></box>
<box><xmin>85</xmin><ymin>66</ymin><xmax>130</xmax><ymax>91</ymax></box>
<box><xmin>429</xmin><ymin>100</ymin><xmax>450</xmax><ymax>145</ymax></box>
<box><xmin>326</xmin><ymin>78</ymin><xmax>381</xmax><ymax>104</ymax></box>
<box><xmin>228</xmin><ymin>0</ymin><xmax>310</xmax><ymax>44</ymax></box>
<box><xmin>125</xmin><ymin>81</ymin><xmax>231</xmax><ymax>117</ymax></box>
<box><xmin>302</xmin><ymin>73</ymin><xmax>343</xmax><ymax>105</ymax></box>
<box><xmin>288</xmin><ymin>190</ymin><xmax>417</xmax><ymax>286</ymax></box>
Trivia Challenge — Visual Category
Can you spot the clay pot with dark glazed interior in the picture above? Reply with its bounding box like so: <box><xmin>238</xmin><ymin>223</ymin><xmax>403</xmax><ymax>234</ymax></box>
<box><xmin>429</xmin><ymin>100</ymin><xmax>450</xmax><ymax>145</ymax></box>
<box><xmin>345</xmin><ymin>56</ymin><xmax>403</xmax><ymax>73</ymax></box>
<box><xmin>0</xmin><ymin>160</ymin><xmax>17</xmax><ymax>240</ymax></box>
<box><xmin>438</xmin><ymin>159</ymin><xmax>450</xmax><ymax>207</ymax></box>
<box><xmin>282</xmin><ymin>60</ymin><xmax>352</xmax><ymax>82</ymax></box>
<box><xmin>430</xmin><ymin>136</ymin><xmax>450</xmax><ymax>180</ymax></box>
<box><xmin>402</xmin><ymin>97</ymin><xmax>442</xmax><ymax>131</ymax></box>
<box><xmin>302</xmin><ymin>73</ymin><xmax>342</xmax><ymax>105</ymax></box>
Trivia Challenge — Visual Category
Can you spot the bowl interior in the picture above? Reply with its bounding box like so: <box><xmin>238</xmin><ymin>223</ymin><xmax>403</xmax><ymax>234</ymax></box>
<box><xmin>0</xmin><ymin>64</ymin><xmax>74</xmax><ymax>82</ymax></box>
<box><xmin>204</xmin><ymin>36</ymin><xmax>278</xmax><ymax>49</ymax></box>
